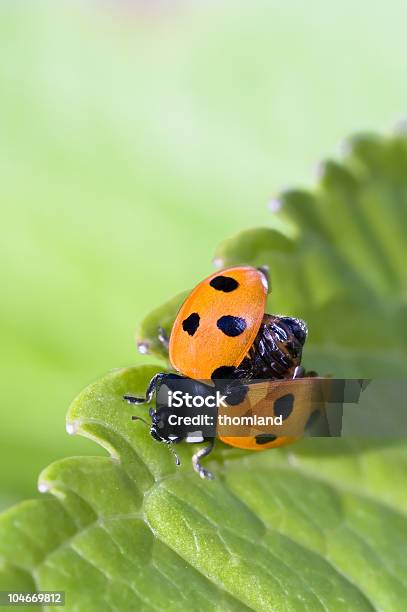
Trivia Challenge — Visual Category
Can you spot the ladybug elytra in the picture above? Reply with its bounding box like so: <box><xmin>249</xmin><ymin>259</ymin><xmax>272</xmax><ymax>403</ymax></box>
<box><xmin>125</xmin><ymin>266</ymin><xmax>318</xmax><ymax>479</ymax></box>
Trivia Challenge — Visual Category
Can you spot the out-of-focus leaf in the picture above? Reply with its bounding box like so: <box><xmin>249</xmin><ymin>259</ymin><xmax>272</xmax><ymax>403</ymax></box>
<box><xmin>1</xmin><ymin>365</ymin><xmax>406</xmax><ymax>611</ymax></box>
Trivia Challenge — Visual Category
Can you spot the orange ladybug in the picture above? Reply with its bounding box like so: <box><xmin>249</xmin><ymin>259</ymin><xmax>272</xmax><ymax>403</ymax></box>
<box><xmin>125</xmin><ymin>266</ymin><xmax>316</xmax><ymax>479</ymax></box>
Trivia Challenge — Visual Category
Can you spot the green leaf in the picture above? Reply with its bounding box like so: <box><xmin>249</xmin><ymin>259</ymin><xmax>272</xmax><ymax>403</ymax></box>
<box><xmin>1</xmin><ymin>132</ymin><xmax>407</xmax><ymax>610</ymax></box>
<box><xmin>1</xmin><ymin>365</ymin><xmax>406</xmax><ymax>611</ymax></box>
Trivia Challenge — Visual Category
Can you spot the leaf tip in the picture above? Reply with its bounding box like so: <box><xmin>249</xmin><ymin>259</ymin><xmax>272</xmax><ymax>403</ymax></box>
<box><xmin>268</xmin><ymin>197</ymin><xmax>282</xmax><ymax>213</ymax></box>
<box><xmin>394</xmin><ymin>116</ymin><xmax>407</xmax><ymax>135</ymax></box>
<box><xmin>314</xmin><ymin>160</ymin><xmax>327</xmax><ymax>180</ymax></box>
<box><xmin>212</xmin><ymin>257</ymin><xmax>224</xmax><ymax>268</ymax></box>
<box><xmin>38</xmin><ymin>481</ymin><xmax>50</xmax><ymax>493</ymax></box>
<box><xmin>66</xmin><ymin>420</ymin><xmax>79</xmax><ymax>435</ymax></box>
<box><xmin>338</xmin><ymin>137</ymin><xmax>352</xmax><ymax>157</ymax></box>
<box><xmin>137</xmin><ymin>340</ymin><xmax>150</xmax><ymax>355</ymax></box>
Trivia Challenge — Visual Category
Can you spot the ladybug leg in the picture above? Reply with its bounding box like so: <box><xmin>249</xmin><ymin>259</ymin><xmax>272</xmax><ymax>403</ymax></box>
<box><xmin>293</xmin><ymin>365</ymin><xmax>319</xmax><ymax>378</ymax></box>
<box><xmin>157</xmin><ymin>327</ymin><xmax>170</xmax><ymax>350</ymax></box>
<box><xmin>123</xmin><ymin>372</ymin><xmax>166</xmax><ymax>405</ymax></box>
<box><xmin>304</xmin><ymin>369</ymin><xmax>319</xmax><ymax>377</ymax></box>
<box><xmin>192</xmin><ymin>439</ymin><xmax>215</xmax><ymax>480</ymax></box>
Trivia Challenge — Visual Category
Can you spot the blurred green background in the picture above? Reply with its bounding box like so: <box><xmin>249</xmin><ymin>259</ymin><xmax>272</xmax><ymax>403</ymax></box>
<box><xmin>1</xmin><ymin>0</ymin><xmax>407</xmax><ymax>510</ymax></box>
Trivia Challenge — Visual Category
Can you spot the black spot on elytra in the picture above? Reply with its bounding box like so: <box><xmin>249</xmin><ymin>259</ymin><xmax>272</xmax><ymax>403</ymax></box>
<box><xmin>217</xmin><ymin>315</ymin><xmax>247</xmax><ymax>337</ymax></box>
<box><xmin>182</xmin><ymin>312</ymin><xmax>200</xmax><ymax>336</ymax></box>
<box><xmin>255</xmin><ymin>434</ymin><xmax>278</xmax><ymax>445</ymax></box>
<box><xmin>273</xmin><ymin>393</ymin><xmax>294</xmax><ymax>420</ymax></box>
<box><xmin>210</xmin><ymin>275</ymin><xmax>239</xmax><ymax>292</ymax></box>
<box><xmin>305</xmin><ymin>409</ymin><xmax>321</xmax><ymax>430</ymax></box>
<box><xmin>211</xmin><ymin>365</ymin><xmax>236</xmax><ymax>380</ymax></box>
<box><xmin>224</xmin><ymin>383</ymin><xmax>249</xmax><ymax>406</ymax></box>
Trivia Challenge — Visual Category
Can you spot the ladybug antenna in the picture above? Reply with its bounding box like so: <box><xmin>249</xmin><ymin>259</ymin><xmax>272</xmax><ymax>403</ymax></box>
<box><xmin>166</xmin><ymin>441</ymin><xmax>181</xmax><ymax>467</ymax></box>
<box><xmin>131</xmin><ymin>415</ymin><xmax>149</xmax><ymax>427</ymax></box>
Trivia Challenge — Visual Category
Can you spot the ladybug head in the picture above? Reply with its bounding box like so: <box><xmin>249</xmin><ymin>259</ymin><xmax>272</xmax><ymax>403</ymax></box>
<box><xmin>132</xmin><ymin>407</ymin><xmax>181</xmax><ymax>466</ymax></box>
